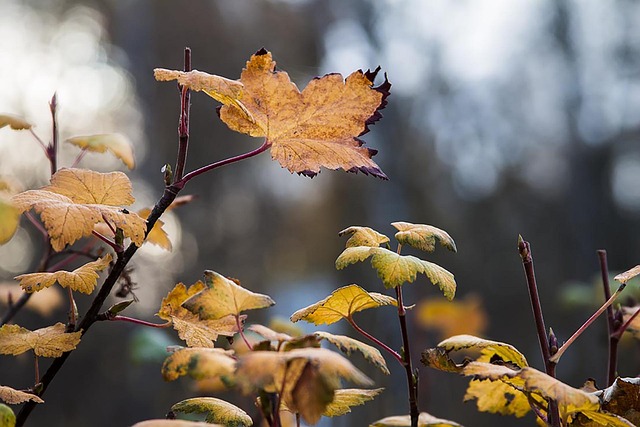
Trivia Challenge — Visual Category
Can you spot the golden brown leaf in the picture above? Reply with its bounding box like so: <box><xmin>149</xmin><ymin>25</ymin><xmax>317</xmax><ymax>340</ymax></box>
<box><xmin>0</xmin><ymin>114</ymin><xmax>32</xmax><ymax>130</ymax></box>
<box><xmin>0</xmin><ymin>323</ymin><xmax>81</xmax><ymax>357</ymax></box>
<box><xmin>0</xmin><ymin>283</ymin><xmax>63</xmax><ymax>316</ymax></box>
<box><xmin>65</xmin><ymin>134</ymin><xmax>135</xmax><ymax>169</ymax></box>
<box><xmin>416</xmin><ymin>295</ymin><xmax>488</xmax><ymax>340</ymax></box>
<box><xmin>0</xmin><ymin>386</ymin><xmax>43</xmax><ymax>405</ymax></box>
<box><xmin>14</xmin><ymin>254</ymin><xmax>112</xmax><ymax>294</ymax></box>
<box><xmin>137</xmin><ymin>208</ymin><xmax>171</xmax><ymax>250</ymax></box>
<box><xmin>157</xmin><ymin>281</ymin><xmax>240</xmax><ymax>348</ymax></box>
<box><xmin>161</xmin><ymin>347</ymin><xmax>236</xmax><ymax>382</ymax></box>
<box><xmin>11</xmin><ymin>168</ymin><xmax>146</xmax><ymax>251</ymax></box>
<box><xmin>391</xmin><ymin>222</ymin><xmax>457</xmax><ymax>253</ymax></box>
<box><xmin>290</xmin><ymin>284</ymin><xmax>397</xmax><ymax>325</ymax></box>
<box><xmin>323</xmin><ymin>388</ymin><xmax>384</xmax><ymax>417</ymax></box>
<box><xmin>338</xmin><ymin>226</ymin><xmax>390</xmax><ymax>248</ymax></box>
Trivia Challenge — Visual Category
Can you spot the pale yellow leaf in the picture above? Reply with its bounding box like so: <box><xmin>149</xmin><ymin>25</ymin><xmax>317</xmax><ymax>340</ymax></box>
<box><xmin>0</xmin><ymin>114</ymin><xmax>32</xmax><ymax>130</ymax></box>
<box><xmin>313</xmin><ymin>331</ymin><xmax>389</xmax><ymax>374</ymax></box>
<box><xmin>391</xmin><ymin>222</ymin><xmax>457</xmax><ymax>253</ymax></box>
<box><xmin>132</xmin><ymin>420</ymin><xmax>224</xmax><ymax>427</ymax></box>
<box><xmin>463</xmin><ymin>378</ymin><xmax>531</xmax><ymax>418</ymax></box>
<box><xmin>338</xmin><ymin>226</ymin><xmax>389</xmax><ymax>248</ymax></box>
<box><xmin>66</xmin><ymin>134</ymin><xmax>135</xmax><ymax>169</ymax></box>
<box><xmin>182</xmin><ymin>271</ymin><xmax>275</xmax><ymax>320</ymax></box>
<box><xmin>247</xmin><ymin>324</ymin><xmax>293</xmax><ymax>342</ymax></box>
<box><xmin>0</xmin><ymin>283</ymin><xmax>63</xmax><ymax>316</ymax></box>
<box><xmin>161</xmin><ymin>347</ymin><xmax>236</xmax><ymax>382</ymax></box>
<box><xmin>290</xmin><ymin>284</ymin><xmax>397</xmax><ymax>325</ymax></box>
<box><xmin>369</xmin><ymin>412</ymin><xmax>463</xmax><ymax>427</ymax></box>
<box><xmin>158</xmin><ymin>281</ymin><xmax>240</xmax><ymax>348</ymax></box>
<box><xmin>615</xmin><ymin>266</ymin><xmax>640</xmax><ymax>284</ymax></box>
<box><xmin>0</xmin><ymin>197</ymin><xmax>19</xmax><ymax>245</ymax></box>
<box><xmin>323</xmin><ymin>388</ymin><xmax>384</xmax><ymax>417</ymax></box>
<box><xmin>0</xmin><ymin>322</ymin><xmax>81</xmax><ymax>357</ymax></box>
<box><xmin>14</xmin><ymin>254</ymin><xmax>112</xmax><ymax>294</ymax></box>
<box><xmin>436</xmin><ymin>335</ymin><xmax>529</xmax><ymax>368</ymax></box>
<box><xmin>171</xmin><ymin>397</ymin><xmax>253</xmax><ymax>426</ymax></box>
<box><xmin>11</xmin><ymin>168</ymin><xmax>146</xmax><ymax>251</ymax></box>
<box><xmin>0</xmin><ymin>386</ymin><xmax>43</xmax><ymax>404</ymax></box>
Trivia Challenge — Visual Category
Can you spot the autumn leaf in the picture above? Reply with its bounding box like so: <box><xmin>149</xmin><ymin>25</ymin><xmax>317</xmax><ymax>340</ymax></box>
<box><xmin>66</xmin><ymin>134</ymin><xmax>135</xmax><ymax>169</ymax></box>
<box><xmin>464</xmin><ymin>378</ymin><xmax>532</xmax><ymax>418</ymax></box>
<box><xmin>572</xmin><ymin>411</ymin><xmax>636</xmax><ymax>427</ymax></box>
<box><xmin>614</xmin><ymin>265</ymin><xmax>640</xmax><ymax>284</ymax></box>
<box><xmin>0</xmin><ymin>404</ymin><xmax>15</xmax><ymax>427</ymax></box>
<box><xmin>313</xmin><ymin>331</ymin><xmax>389</xmax><ymax>375</ymax></box>
<box><xmin>420</xmin><ymin>348</ymin><xmax>464</xmax><ymax>374</ymax></box>
<box><xmin>182</xmin><ymin>271</ymin><xmax>275</xmax><ymax>320</ymax></box>
<box><xmin>434</xmin><ymin>335</ymin><xmax>529</xmax><ymax>368</ymax></box>
<box><xmin>171</xmin><ymin>397</ymin><xmax>253</xmax><ymax>426</ymax></box>
<box><xmin>157</xmin><ymin>281</ymin><xmax>240</xmax><ymax>348</ymax></box>
<box><xmin>0</xmin><ymin>283</ymin><xmax>63</xmax><ymax>316</ymax></box>
<box><xmin>0</xmin><ymin>114</ymin><xmax>32</xmax><ymax>130</ymax></box>
<box><xmin>416</xmin><ymin>295</ymin><xmax>488</xmax><ymax>340</ymax></box>
<box><xmin>518</xmin><ymin>368</ymin><xmax>599</xmax><ymax>413</ymax></box>
<box><xmin>132</xmin><ymin>421</ymin><xmax>224</xmax><ymax>427</ymax></box>
<box><xmin>290</xmin><ymin>284</ymin><xmax>397</xmax><ymax>325</ymax></box>
<box><xmin>592</xmin><ymin>377</ymin><xmax>640</xmax><ymax>425</ymax></box>
<box><xmin>0</xmin><ymin>323</ymin><xmax>81</xmax><ymax>357</ymax></box>
<box><xmin>161</xmin><ymin>347</ymin><xmax>236</xmax><ymax>382</ymax></box>
<box><xmin>323</xmin><ymin>388</ymin><xmax>384</xmax><ymax>417</ymax></box>
<box><xmin>336</xmin><ymin>247</ymin><xmax>456</xmax><ymax>298</ymax></box>
<box><xmin>14</xmin><ymin>254</ymin><xmax>112</xmax><ymax>294</ymax></box>
<box><xmin>137</xmin><ymin>208</ymin><xmax>171</xmax><ymax>250</ymax></box>
<box><xmin>391</xmin><ymin>222</ymin><xmax>457</xmax><ymax>253</ymax></box>
<box><xmin>369</xmin><ymin>412</ymin><xmax>463</xmax><ymax>427</ymax></box>
<box><xmin>0</xmin><ymin>196</ymin><xmax>19</xmax><ymax>245</ymax></box>
<box><xmin>247</xmin><ymin>324</ymin><xmax>293</xmax><ymax>343</ymax></box>
<box><xmin>338</xmin><ymin>226</ymin><xmax>390</xmax><ymax>248</ymax></box>
<box><xmin>11</xmin><ymin>168</ymin><xmax>146</xmax><ymax>251</ymax></box>
<box><xmin>157</xmin><ymin>50</ymin><xmax>390</xmax><ymax>178</ymax></box>
<box><xmin>0</xmin><ymin>386</ymin><xmax>43</xmax><ymax>405</ymax></box>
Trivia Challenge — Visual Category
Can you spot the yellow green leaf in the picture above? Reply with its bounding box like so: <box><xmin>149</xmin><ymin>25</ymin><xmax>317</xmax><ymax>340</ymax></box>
<box><xmin>161</xmin><ymin>347</ymin><xmax>236</xmax><ymax>382</ymax></box>
<box><xmin>0</xmin><ymin>404</ymin><xmax>15</xmax><ymax>427</ymax></box>
<box><xmin>131</xmin><ymin>421</ymin><xmax>224</xmax><ymax>427</ymax></box>
<box><xmin>0</xmin><ymin>322</ymin><xmax>81</xmax><ymax>357</ymax></box>
<box><xmin>391</xmin><ymin>222</ymin><xmax>457</xmax><ymax>253</ymax></box>
<box><xmin>14</xmin><ymin>254</ymin><xmax>112</xmax><ymax>294</ymax></box>
<box><xmin>0</xmin><ymin>386</ymin><xmax>43</xmax><ymax>405</ymax></box>
<box><xmin>369</xmin><ymin>412</ymin><xmax>463</xmax><ymax>426</ymax></box>
<box><xmin>0</xmin><ymin>197</ymin><xmax>19</xmax><ymax>245</ymax></box>
<box><xmin>338</xmin><ymin>226</ymin><xmax>389</xmax><ymax>248</ymax></box>
<box><xmin>66</xmin><ymin>134</ymin><xmax>135</xmax><ymax>169</ymax></box>
<box><xmin>0</xmin><ymin>114</ymin><xmax>32</xmax><ymax>130</ymax></box>
<box><xmin>0</xmin><ymin>283</ymin><xmax>63</xmax><ymax>316</ymax></box>
<box><xmin>171</xmin><ymin>397</ymin><xmax>253</xmax><ymax>426</ymax></box>
<box><xmin>290</xmin><ymin>284</ymin><xmax>397</xmax><ymax>325</ymax></box>
<box><xmin>323</xmin><ymin>388</ymin><xmax>384</xmax><ymax>417</ymax></box>
<box><xmin>182</xmin><ymin>271</ymin><xmax>275</xmax><ymax>320</ymax></box>
<box><xmin>11</xmin><ymin>168</ymin><xmax>146</xmax><ymax>251</ymax></box>
<box><xmin>416</xmin><ymin>295</ymin><xmax>488</xmax><ymax>340</ymax></box>
<box><xmin>614</xmin><ymin>265</ymin><xmax>640</xmax><ymax>284</ymax></box>
<box><xmin>436</xmin><ymin>335</ymin><xmax>529</xmax><ymax>368</ymax></box>
<box><xmin>157</xmin><ymin>281</ymin><xmax>240</xmax><ymax>348</ymax></box>
<box><xmin>313</xmin><ymin>331</ymin><xmax>389</xmax><ymax>375</ymax></box>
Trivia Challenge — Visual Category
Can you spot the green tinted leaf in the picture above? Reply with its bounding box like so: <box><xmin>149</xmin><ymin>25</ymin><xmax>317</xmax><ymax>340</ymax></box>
<box><xmin>171</xmin><ymin>397</ymin><xmax>253</xmax><ymax>426</ymax></box>
<box><xmin>314</xmin><ymin>331</ymin><xmax>389</xmax><ymax>375</ymax></box>
<box><xmin>391</xmin><ymin>222</ymin><xmax>457</xmax><ymax>253</ymax></box>
<box><xmin>338</xmin><ymin>226</ymin><xmax>389</xmax><ymax>248</ymax></box>
<box><xmin>323</xmin><ymin>388</ymin><xmax>384</xmax><ymax>417</ymax></box>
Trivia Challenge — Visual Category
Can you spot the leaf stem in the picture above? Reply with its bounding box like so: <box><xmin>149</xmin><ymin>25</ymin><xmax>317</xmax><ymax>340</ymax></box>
<box><xmin>34</xmin><ymin>354</ymin><xmax>40</xmax><ymax>385</ymax></box>
<box><xmin>28</xmin><ymin>129</ymin><xmax>48</xmax><ymax>155</ymax></box>
<box><xmin>236</xmin><ymin>314</ymin><xmax>253</xmax><ymax>350</ymax></box>
<box><xmin>66</xmin><ymin>287</ymin><xmax>77</xmax><ymax>330</ymax></box>
<box><xmin>91</xmin><ymin>230</ymin><xmax>123</xmax><ymax>253</ymax></box>
<box><xmin>347</xmin><ymin>316</ymin><xmax>403</xmax><ymax>364</ymax></box>
<box><xmin>173</xmin><ymin>47</ymin><xmax>191</xmax><ymax>182</ymax></box>
<box><xmin>98</xmin><ymin>314</ymin><xmax>171</xmax><ymax>328</ymax></box>
<box><xmin>598</xmin><ymin>250</ymin><xmax>618</xmax><ymax>386</ymax></box>
<box><xmin>48</xmin><ymin>93</ymin><xmax>58</xmax><ymax>176</ymax></box>
<box><xmin>549</xmin><ymin>285</ymin><xmax>625</xmax><ymax>364</ymax></box>
<box><xmin>395</xmin><ymin>285</ymin><xmax>419</xmax><ymax>427</ymax></box>
<box><xmin>70</xmin><ymin>148</ymin><xmax>88</xmax><ymax>168</ymax></box>
<box><xmin>24</xmin><ymin>211</ymin><xmax>49</xmax><ymax>243</ymax></box>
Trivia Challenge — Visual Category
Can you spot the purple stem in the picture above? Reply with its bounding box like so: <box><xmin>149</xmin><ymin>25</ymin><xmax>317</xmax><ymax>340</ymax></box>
<box><xmin>347</xmin><ymin>316</ymin><xmax>403</xmax><ymax>364</ymax></box>
<box><xmin>598</xmin><ymin>250</ymin><xmax>618</xmax><ymax>386</ymax></box>
<box><xmin>174</xmin><ymin>48</ymin><xmax>191</xmax><ymax>182</ymax></box>
<box><xmin>103</xmin><ymin>315</ymin><xmax>171</xmax><ymax>328</ymax></box>
<box><xmin>48</xmin><ymin>93</ymin><xmax>58</xmax><ymax>176</ymax></box>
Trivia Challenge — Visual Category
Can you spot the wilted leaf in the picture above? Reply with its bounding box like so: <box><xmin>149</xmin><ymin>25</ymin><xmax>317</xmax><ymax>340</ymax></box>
<box><xmin>614</xmin><ymin>266</ymin><xmax>640</xmax><ymax>285</ymax></box>
<box><xmin>313</xmin><ymin>331</ymin><xmax>389</xmax><ymax>375</ymax></box>
<box><xmin>11</xmin><ymin>168</ymin><xmax>146</xmax><ymax>251</ymax></box>
<box><xmin>161</xmin><ymin>347</ymin><xmax>236</xmax><ymax>382</ymax></box>
<box><xmin>420</xmin><ymin>348</ymin><xmax>464</xmax><ymax>374</ymax></box>
<box><xmin>435</xmin><ymin>335</ymin><xmax>528</xmax><ymax>368</ymax></box>
<box><xmin>290</xmin><ymin>284</ymin><xmax>397</xmax><ymax>325</ymax></box>
<box><xmin>369</xmin><ymin>412</ymin><xmax>463</xmax><ymax>427</ymax></box>
<box><xmin>0</xmin><ymin>404</ymin><xmax>15</xmax><ymax>427</ymax></box>
<box><xmin>247</xmin><ymin>324</ymin><xmax>293</xmax><ymax>342</ymax></box>
<box><xmin>0</xmin><ymin>386</ymin><xmax>43</xmax><ymax>404</ymax></box>
<box><xmin>0</xmin><ymin>323</ymin><xmax>81</xmax><ymax>357</ymax></box>
<box><xmin>158</xmin><ymin>281</ymin><xmax>240</xmax><ymax>348</ymax></box>
<box><xmin>171</xmin><ymin>397</ymin><xmax>253</xmax><ymax>426</ymax></box>
<box><xmin>391</xmin><ymin>222</ymin><xmax>457</xmax><ymax>253</ymax></box>
<box><xmin>14</xmin><ymin>254</ymin><xmax>112</xmax><ymax>294</ymax></box>
<box><xmin>0</xmin><ymin>197</ymin><xmax>19</xmax><ymax>245</ymax></box>
<box><xmin>182</xmin><ymin>271</ymin><xmax>274</xmax><ymax>320</ymax></box>
<box><xmin>595</xmin><ymin>377</ymin><xmax>640</xmax><ymax>425</ymax></box>
<box><xmin>323</xmin><ymin>388</ymin><xmax>384</xmax><ymax>417</ymax></box>
<box><xmin>338</xmin><ymin>226</ymin><xmax>389</xmax><ymax>248</ymax></box>
<box><xmin>0</xmin><ymin>283</ymin><xmax>63</xmax><ymax>316</ymax></box>
<box><xmin>289</xmin><ymin>361</ymin><xmax>334</xmax><ymax>425</ymax></box>
<box><xmin>66</xmin><ymin>134</ymin><xmax>135</xmax><ymax>169</ymax></box>
<box><xmin>416</xmin><ymin>295</ymin><xmax>488</xmax><ymax>340</ymax></box>
<box><xmin>0</xmin><ymin>114</ymin><xmax>32</xmax><ymax>130</ymax></box>
<box><xmin>131</xmin><ymin>421</ymin><xmax>223</xmax><ymax>427</ymax></box>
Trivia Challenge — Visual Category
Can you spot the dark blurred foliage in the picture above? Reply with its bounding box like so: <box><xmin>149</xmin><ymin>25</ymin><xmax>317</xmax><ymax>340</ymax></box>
<box><xmin>1</xmin><ymin>0</ymin><xmax>640</xmax><ymax>426</ymax></box>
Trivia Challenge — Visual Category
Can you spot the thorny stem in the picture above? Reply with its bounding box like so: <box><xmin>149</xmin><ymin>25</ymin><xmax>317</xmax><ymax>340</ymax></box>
<box><xmin>517</xmin><ymin>236</ymin><xmax>560</xmax><ymax>427</ymax></box>
<box><xmin>48</xmin><ymin>93</ymin><xmax>58</xmax><ymax>176</ymax></box>
<box><xmin>598</xmin><ymin>250</ymin><xmax>618</xmax><ymax>386</ymax></box>
<box><xmin>98</xmin><ymin>314</ymin><xmax>171</xmax><ymax>328</ymax></box>
<box><xmin>173</xmin><ymin>48</ymin><xmax>191</xmax><ymax>182</ymax></box>
<box><xmin>236</xmin><ymin>314</ymin><xmax>253</xmax><ymax>350</ymax></box>
<box><xmin>549</xmin><ymin>285</ymin><xmax>625</xmax><ymax>364</ymax></box>
<box><xmin>347</xmin><ymin>316</ymin><xmax>403</xmax><ymax>364</ymax></box>
<box><xmin>91</xmin><ymin>230</ymin><xmax>123</xmax><ymax>253</ymax></box>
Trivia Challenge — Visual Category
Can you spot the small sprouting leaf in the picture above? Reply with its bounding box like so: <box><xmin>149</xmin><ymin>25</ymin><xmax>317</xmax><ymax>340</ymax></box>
<box><xmin>290</xmin><ymin>284</ymin><xmax>397</xmax><ymax>326</ymax></box>
<box><xmin>338</xmin><ymin>226</ymin><xmax>390</xmax><ymax>248</ymax></box>
<box><xmin>107</xmin><ymin>299</ymin><xmax>135</xmax><ymax>316</ymax></box>
<box><xmin>0</xmin><ymin>404</ymin><xmax>15</xmax><ymax>427</ymax></box>
<box><xmin>11</xmin><ymin>168</ymin><xmax>146</xmax><ymax>251</ymax></box>
<box><xmin>435</xmin><ymin>335</ymin><xmax>529</xmax><ymax>368</ymax></box>
<box><xmin>313</xmin><ymin>331</ymin><xmax>389</xmax><ymax>375</ymax></box>
<box><xmin>14</xmin><ymin>254</ymin><xmax>112</xmax><ymax>294</ymax></box>
<box><xmin>66</xmin><ymin>134</ymin><xmax>135</xmax><ymax>169</ymax></box>
<box><xmin>171</xmin><ymin>397</ymin><xmax>253</xmax><ymax>426</ymax></box>
<box><xmin>0</xmin><ymin>323</ymin><xmax>81</xmax><ymax>357</ymax></box>
<box><xmin>0</xmin><ymin>197</ymin><xmax>19</xmax><ymax>245</ymax></box>
<box><xmin>157</xmin><ymin>281</ymin><xmax>240</xmax><ymax>348</ymax></box>
<box><xmin>416</xmin><ymin>295</ymin><xmax>488</xmax><ymax>340</ymax></box>
<box><xmin>614</xmin><ymin>266</ymin><xmax>640</xmax><ymax>285</ymax></box>
<box><xmin>323</xmin><ymin>388</ymin><xmax>384</xmax><ymax>417</ymax></box>
<box><xmin>369</xmin><ymin>412</ymin><xmax>463</xmax><ymax>427</ymax></box>
<box><xmin>0</xmin><ymin>283</ymin><xmax>63</xmax><ymax>317</ymax></box>
<box><xmin>131</xmin><ymin>421</ymin><xmax>223</xmax><ymax>427</ymax></box>
<box><xmin>0</xmin><ymin>385</ymin><xmax>43</xmax><ymax>404</ymax></box>
<box><xmin>161</xmin><ymin>347</ymin><xmax>236</xmax><ymax>382</ymax></box>
<box><xmin>182</xmin><ymin>271</ymin><xmax>275</xmax><ymax>320</ymax></box>
<box><xmin>391</xmin><ymin>222</ymin><xmax>457</xmax><ymax>253</ymax></box>
<box><xmin>0</xmin><ymin>114</ymin><xmax>32</xmax><ymax>130</ymax></box>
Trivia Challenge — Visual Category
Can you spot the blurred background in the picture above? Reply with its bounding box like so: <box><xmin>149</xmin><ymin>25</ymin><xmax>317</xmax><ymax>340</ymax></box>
<box><xmin>1</xmin><ymin>0</ymin><xmax>640</xmax><ymax>426</ymax></box>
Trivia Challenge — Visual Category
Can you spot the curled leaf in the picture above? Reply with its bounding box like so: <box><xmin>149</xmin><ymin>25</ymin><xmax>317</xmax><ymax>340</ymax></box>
<box><xmin>434</xmin><ymin>335</ymin><xmax>528</xmax><ymax>368</ymax></box>
<box><xmin>391</xmin><ymin>222</ymin><xmax>457</xmax><ymax>253</ymax></box>
<box><xmin>0</xmin><ymin>385</ymin><xmax>43</xmax><ymax>404</ymax></box>
<box><xmin>0</xmin><ymin>114</ymin><xmax>32</xmax><ymax>130</ymax></box>
<box><xmin>66</xmin><ymin>134</ymin><xmax>135</xmax><ymax>169</ymax></box>
<box><xmin>0</xmin><ymin>323</ymin><xmax>81</xmax><ymax>357</ymax></box>
<box><xmin>171</xmin><ymin>397</ymin><xmax>252</xmax><ymax>426</ymax></box>
<box><xmin>338</xmin><ymin>226</ymin><xmax>389</xmax><ymax>248</ymax></box>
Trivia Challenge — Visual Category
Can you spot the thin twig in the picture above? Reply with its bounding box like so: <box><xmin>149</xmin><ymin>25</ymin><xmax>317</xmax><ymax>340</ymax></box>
<box><xmin>98</xmin><ymin>314</ymin><xmax>171</xmax><ymax>328</ymax></box>
<box><xmin>598</xmin><ymin>250</ymin><xmax>617</xmax><ymax>386</ymax></box>
<box><xmin>70</xmin><ymin>148</ymin><xmax>89</xmax><ymax>168</ymax></box>
<box><xmin>347</xmin><ymin>316</ymin><xmax>402</xmax><ymax>364</ymax></box>
<box><xmin>173</xmin><ymin>48</ymin><xmax>191</xmax><ymax>182</ymax></box>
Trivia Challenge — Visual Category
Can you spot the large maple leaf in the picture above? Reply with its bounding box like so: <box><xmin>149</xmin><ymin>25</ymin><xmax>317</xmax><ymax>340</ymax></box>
<box><xmin>155</xmin><ymin>49</ymin><xmax>390</xmax><ymax>178</ymax></box>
